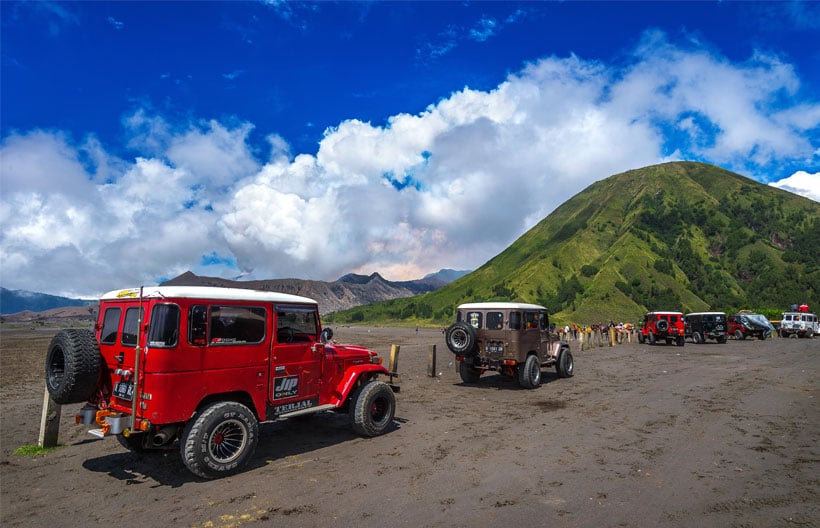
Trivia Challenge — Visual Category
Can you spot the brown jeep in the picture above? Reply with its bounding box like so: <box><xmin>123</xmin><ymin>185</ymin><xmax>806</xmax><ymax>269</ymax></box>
<box><xmin>444</xmin><ymin>302</ymin><xmax>573</xmax><ymax>389</ymax></box>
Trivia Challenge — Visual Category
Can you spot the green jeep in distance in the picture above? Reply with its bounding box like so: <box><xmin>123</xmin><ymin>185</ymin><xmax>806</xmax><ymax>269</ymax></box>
<box><xmin>444</xmin><ymin>302</ymin><xmax>573</xmax><ymax>389</ymax></box>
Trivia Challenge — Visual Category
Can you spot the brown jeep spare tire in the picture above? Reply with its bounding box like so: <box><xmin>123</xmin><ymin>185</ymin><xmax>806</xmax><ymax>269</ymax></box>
<box><xmin>45</xmin><ymin>329</ymin><xmax>101</xmax><ymax>404</ymax></box>
<box><xmin>445</xmin><ymin>322</ymin><xmax>478</xmax><ymax>356</ymax></box>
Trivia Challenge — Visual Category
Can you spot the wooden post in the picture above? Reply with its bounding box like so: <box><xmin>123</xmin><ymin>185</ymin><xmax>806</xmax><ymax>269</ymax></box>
<box><xmin>389</xmin><ymin>344</ymin><xmax>400</xmax><ymax>373</ymax></box>
<box><xmin>427</xmin><ymin>344</ymin><xmax>437</xmax><ymax>377</ymax></box>
<box><xmin>609</xmin><ymin>327</ymin><xmax>616</xmax><ymax>347</ymax></box>
<box><xmin>38</xmin><ymin>385</ymin><xmax>61</xmax><ymax>448</ymax></box>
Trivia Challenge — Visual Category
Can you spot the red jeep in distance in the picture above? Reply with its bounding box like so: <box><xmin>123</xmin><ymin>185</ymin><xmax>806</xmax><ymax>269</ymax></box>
<box><xmin>45</xmin><ymin>286</ymin><xmax>398</xmax><ymax>479</ymax></box>
<box><xmin>638</xmin><ymin>311</ymin><xmax>685</xmax><ymax>346</ymax></box>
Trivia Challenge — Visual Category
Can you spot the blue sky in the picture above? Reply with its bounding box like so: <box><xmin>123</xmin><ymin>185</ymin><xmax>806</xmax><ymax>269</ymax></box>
<box><xmin>1</xmin><ymin>1</ymin><xmax>819</xmax><ymax>298</ymax></box>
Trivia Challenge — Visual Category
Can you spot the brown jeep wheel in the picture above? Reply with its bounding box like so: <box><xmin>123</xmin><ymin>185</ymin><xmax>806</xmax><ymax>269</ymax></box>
<box><xmin>556</xmin><ymin>349</ymin><xmax>574</xmax><ymax>378</ymax></box>
<box><xmin>517</xmin><ymin>354</ymin><xmax>541</xmax><ymax>389</ymax></box>
<box><xmin>445</xmin><ymin>322</ymin><xmax>478</xmax><ymax>356</ymax></box>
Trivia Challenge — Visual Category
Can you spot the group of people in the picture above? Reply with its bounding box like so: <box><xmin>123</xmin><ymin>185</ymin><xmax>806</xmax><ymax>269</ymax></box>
<box><xmin>555</xmin><ymin>322</ymin><xmax>637</xmax><ymax>341</ymax></box>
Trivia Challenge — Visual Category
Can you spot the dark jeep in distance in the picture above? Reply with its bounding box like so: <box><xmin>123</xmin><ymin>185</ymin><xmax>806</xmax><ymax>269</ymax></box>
<box><xmin>684</xmin><ymin>312</ymin><xmax>728</xmax><ymax>344</ymax></box>
<box><xmin>727</xmin><ymin>312</ymin><xmax>774</xmax><ymax>340</ymax></box>
<box><xmin>444</xmin><ymin>302</ymin><xmax>573</xmax><ymax>389</ymax></box>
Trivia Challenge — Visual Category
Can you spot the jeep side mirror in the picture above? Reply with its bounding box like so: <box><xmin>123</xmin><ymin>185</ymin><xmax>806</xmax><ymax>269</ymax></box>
<box><xmin>320</xmin><ymin>327</ymin><xmax>334</xmax><ymax>343</ymax></box>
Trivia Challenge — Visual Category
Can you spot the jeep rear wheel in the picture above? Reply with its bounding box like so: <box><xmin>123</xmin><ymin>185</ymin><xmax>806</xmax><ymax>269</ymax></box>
<box><xmin>648</xmin><ymin>332</ymin><xmax>656</xmax><ymax>345</ymax></box>
<box><xmin>692</xmin><ymin>332</ymin><xmax>702</xmax><ymax>344</ymax></box>
<box><xmin>181</xmin><ymin>401</ymin><xmax>259</xmax><ymax>479</ymax></box>
<box><xmin>445</xmin><ymin>322</ymin><xmax>478</xmax><ymax>356</ymax></box>
<box><xmin>350</xmin><ymin>381</ymin><xmax>396</xmax><ymax>437</ymax></box>
<box><xmin>556</xmin><ymin>349</ymin><xmax>574</xmax><ymax>378</ymax></box>
<box><xmin>45</xmin><ymin>329</ymin><xmax>101</xmax><ymax>404</ymax></box>
<box><xmin>735</xmin><ymin>330</ymin><xmax>745</xmax><ymax>340</ymax></box>
<box><xmin>518</xmin><ymin>354</ymin><xmax>541</xmax><ymax>389</ymax></box>
<box><xmin>459</xmin><ymin>361</ymin><xmax>482</xmax><ymax>383</ymax></box>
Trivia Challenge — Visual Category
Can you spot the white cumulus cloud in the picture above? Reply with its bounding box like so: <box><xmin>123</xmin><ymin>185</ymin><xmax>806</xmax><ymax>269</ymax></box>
<box><xmin>1</xmin><ymin>31</ymin><xmax>818</xmax><ymax>297</ymax></box>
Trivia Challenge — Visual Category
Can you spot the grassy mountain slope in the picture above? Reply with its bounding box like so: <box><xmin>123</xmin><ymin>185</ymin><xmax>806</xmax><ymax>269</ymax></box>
<box><xmin>331</xmin><ymin>162</ymin><xmax>818</xmax><ymax>326</ymax></box>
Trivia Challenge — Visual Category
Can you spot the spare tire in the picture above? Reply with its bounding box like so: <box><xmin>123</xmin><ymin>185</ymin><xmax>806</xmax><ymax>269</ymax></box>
<box><xmin>445</xmin><ymin>322</ymin><xmax>478</xmax><ymax>356</ymax></box>
<box><xmin>45</xmin><ymin>329</ymin><xmax>101</xmax><ymax>404</ymax></box>
<box><xmin>656</xmin><ymin>320</ymin><xmax>669</xmax><ymax>332</ymax></box>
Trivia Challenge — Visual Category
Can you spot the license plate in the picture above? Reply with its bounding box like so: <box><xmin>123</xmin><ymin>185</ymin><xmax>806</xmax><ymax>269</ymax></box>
<box><xmin>113</xmin><ymin>381</ymin><xmax>134</xmax><ymax>401</ymax></box>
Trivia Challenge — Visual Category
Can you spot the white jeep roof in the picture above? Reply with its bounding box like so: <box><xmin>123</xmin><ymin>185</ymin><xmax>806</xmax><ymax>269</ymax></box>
<box><xmin>458</xmin><ymin>302</ymin><xmax>546</xmax><ymax>311</ymax></box>
<box><xmin>685</xmin><ymin>312</ymin><xmax>726</xmax><ymax>316</ymax></box>
<box><xmin>100</xmin><ymin>286</ymin><xmax>318</xmax><ymax>305</ymax></box>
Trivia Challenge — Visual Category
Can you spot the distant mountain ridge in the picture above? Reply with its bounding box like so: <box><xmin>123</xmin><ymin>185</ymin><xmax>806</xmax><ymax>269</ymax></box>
<box><xmin>0</xmin><ymin>287</ymin><xmax>93</xmax><ymax>316</ymax></box>
<box><xmin>160</xmin><ymin>269</ymin><xmax>468</xmax><ymax>314</ymax></box>
<box><xmin>0</xmin><ymin>269</ymin><xmax>469</xmax><ymax>317</ymax></box>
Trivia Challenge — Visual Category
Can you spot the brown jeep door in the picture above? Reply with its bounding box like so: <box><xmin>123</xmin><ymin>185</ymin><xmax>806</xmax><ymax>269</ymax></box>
<box><xmin>270</xmin><ymin>305</ymin><xmax>322</xmax><ymax>412</ymax></box>
<box><xmin>522</xmin><ymin>310</ymin><xmax>542</xmax><ymax>355</ymax></box>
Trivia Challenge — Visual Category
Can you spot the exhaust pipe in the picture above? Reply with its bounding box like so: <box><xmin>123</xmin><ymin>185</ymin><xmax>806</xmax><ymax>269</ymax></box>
<box><xmin>152</xmin><ymin>426</ymin><xmax>177</xmax><ymax>447</ymax></box>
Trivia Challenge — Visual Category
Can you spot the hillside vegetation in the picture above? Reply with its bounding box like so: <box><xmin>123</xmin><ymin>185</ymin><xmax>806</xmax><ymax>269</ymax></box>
<box><xmin>331</xmin><ymin>162</ymin><xmax>819</xmax><ymax>326</ymax></box>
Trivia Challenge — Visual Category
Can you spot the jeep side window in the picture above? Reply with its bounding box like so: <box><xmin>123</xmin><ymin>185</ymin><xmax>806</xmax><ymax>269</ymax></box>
<box><xmin>211</xmin><ymin>305</ymin><xmax>266</xmax><ymax>345</ymax></box>
<box><xmin>538</xmin><ymin>312</ymin><xmax>548</xmax><ymax>330</ymax></box>
<box><xmin>486</xmin><ymin>312</ymin><xmax>504</xmax><ymax>330</ymax></box>
<box><xmin>121</xmin><ymin>307</ymin><xmax>143</xmax><ymax>346</ymax></box>
<box><xmin>100</xmin><ymin>307</ymin><xmax>121</xmax><ymax>344</ymax></box>
<box><xmin>524</xmin><ymin>311</ymin><xmax>538</xmax><ymax>329</ymax></box>
<box><xmin>148</xmin><ymin>304</ymin><xmax>180</xmax><ymax>347</ymax></box>
<box><xmin>276</xmin><ymin>305</ymin><xmax>318</xmax><ymax>343</ymax></box>
<box><xmin>189</xmin><ymin>305</ymin><xmax>208</xmax><ymax>345</ymax></box>
<box><xmin>466</xmin><ymin>311</ymin><xmax>483</xmax><ymax>329</ymax></box>
<box><xmin>509</xmin><ymin>312</ymin><xmax>522</xmax><ymax>330</ymax></box>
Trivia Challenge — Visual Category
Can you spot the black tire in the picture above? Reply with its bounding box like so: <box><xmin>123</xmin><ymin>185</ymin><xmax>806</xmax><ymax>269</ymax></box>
<box><xmin>181</xmin><ymin>401</ymin><xmax>259</xmax><ymax>479</ymax></box>
<box><xmin>518</xmin><ymin>354</ymin><xmax>542</xmax><ymax>389</ymax></box>
<box><xmin>45</xmin><ymin>329</ymin><xmax>101</xmax><ymax>404</ymax></box>
<box><xmin>656</xmin><ymin>320</ymin><xmax>669</xmax><ymax>333</ymax></box>
<box><xmin>735</xmin><ymin>330</ymin><xmax>745</xmax><ymax>340</ymax></box>
<box><xmin>556</xmin><ymin>349</ymin><xmax>574</xmax><ymax>378</ymax></box>
<box><xmin>445</xmin><ymin>322</ymin><xmax>478</xmax><ymax>356</ymax></box>
<box><xmin>676</xmin><ymin>336</ymin><xmax>685</xmax><ymax>347</ymax></box>
<box><xmin>459</xmin><ymin>361</ymin><xmax>482</xmax><ymax>383</ymax></box>
<box><xmin>350</xmin><ymin>381</ymin><xmax>396</xmax><ymax>437</ymax></box>
<box><xmin>692</xmin><ymin>332</ymin><xmax>702</xmax><ymax>344</ymax></box>
<box><xmin>718</xmin><ymin>335</ymin><xmax>727</xmax><ymax>344</ymax></box>
<box><xmin>637</xmin><ymin>333</ymin><xmax>645</xmax><ymax>344</ymax></box>
<box><xmin>648</xmin><ymin>332</ymin><xmax>656</xmax><ymax>345</ymax></box>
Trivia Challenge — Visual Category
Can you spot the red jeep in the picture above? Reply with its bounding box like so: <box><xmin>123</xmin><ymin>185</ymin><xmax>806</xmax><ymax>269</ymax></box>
<box><xmin>638</xmin><ymin>311</ymin><xmax>685</xmax><ymax>346</ymax></box>
<box><xmin>45</xmin><ymin>286</ymin><xmax>398</xmax><ymax>479</ymax></box>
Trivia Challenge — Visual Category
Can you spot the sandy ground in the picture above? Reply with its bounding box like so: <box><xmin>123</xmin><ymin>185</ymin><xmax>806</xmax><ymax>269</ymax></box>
<box><xmin>1</xmin><ymin>325</ymin><xmax>817</xmax><ymax>528</ymax></box>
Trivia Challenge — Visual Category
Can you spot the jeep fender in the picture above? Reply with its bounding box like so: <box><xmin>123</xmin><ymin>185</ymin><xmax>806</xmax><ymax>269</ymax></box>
<box><xmin>330</xmin><ymin>364</ymin><xmax>393</xmax><ymax>407</ymax></box>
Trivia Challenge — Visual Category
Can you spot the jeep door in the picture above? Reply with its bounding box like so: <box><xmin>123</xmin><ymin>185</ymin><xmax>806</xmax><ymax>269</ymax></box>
<box><xmin>270</xmin><ymin>304</ymin><xmax>322</xmax><ymax>414</ymax></box>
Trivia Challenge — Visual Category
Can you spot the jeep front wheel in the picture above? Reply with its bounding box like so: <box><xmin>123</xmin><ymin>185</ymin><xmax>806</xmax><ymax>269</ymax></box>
<box><xmin>518</xmin><ymin>354</ymin><xmax>541</xmax><ymax>389</ymax></box>
<box><xmin>692</xmin><ymin>332</ymin><xmax>702</xmax><ymax>344</ymax></box>
<box><xmin>350</xmin><ymin>381</ymin><xmax>396</xmax><ymax>437</ymax></box>
<box><xmin>556</xmin><ymin>349</ymin><xmax>574</xmax><ymax>378</ymax></box>
<box><xmin>181</xmin><ymin>401</ymin><xmax>259</xmax><ymax>479</ymax></box>
<box><xmin>735</xmin><ymin>330</ymin><xmax>745</xmax><ymax>340</ymax></box>
<box><xmin>445</xmin><ymin>322</ymin><xmax>477</xmax><ymax>356</ymax></box>
<box><xmin>45</xmin><ymin>329</ymin><xmax>101</xmax><ymax>404</ymax></box>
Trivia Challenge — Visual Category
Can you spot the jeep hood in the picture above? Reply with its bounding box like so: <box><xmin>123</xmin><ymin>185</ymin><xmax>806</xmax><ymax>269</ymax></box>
<box><xmin>325</xmin><ymin>343</ymin><xmax>378</xmax><ymax>360</ymax></box>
